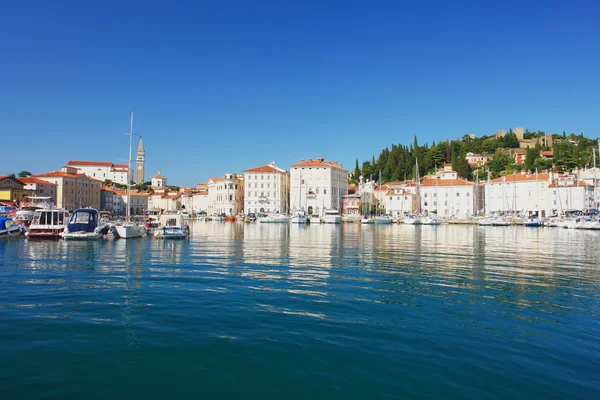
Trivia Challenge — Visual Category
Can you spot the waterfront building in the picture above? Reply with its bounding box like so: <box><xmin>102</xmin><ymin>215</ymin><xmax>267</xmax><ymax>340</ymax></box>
<box><xmin>385</xmin><ymin>188</ymin><xmax>417</xmax><ymax>217</ymax></box>
<box><xmin>114</xmin><ymin>190</ymin><xmax>149</xmax><ymax>215</ymax></box>
<box><xmin>419</xmin><ymin>164</ymin><xmax>484</xmax><ymax>218</ymax></box>
<box><xmin>342</xmin><ymin>193</ymin><xmax>362</xmax><ymax>217</ymax></box>
<box><xmin>465</xmin><ymin>152</ymin><xmax>489</xmax><ymax>167</ymax></box>
<box><xmin>35</xmin><ymin>166</ymin><xmax>102</xmax><ymax>210</ymax></box>
<box><xmin>0</xmin><ymin>175</ymin><xmax>30</xmax><ymax>206</ymax></box>
<box><xmin>485</xmin><ymin>172</ymin><xmax>551</xmax><ymax>217</ymax></box>
<box><xmin>548</xmin><ymin>175</ymin><xmax>595</xmax><ymax>214</ymax></box>
<box><xmin>100</xmin><ymin>187</ymin><xmax>115</xmax><ymax>212</ymax></box>
<box><xmin>17</xmin><ymin>177</ymin><xmax>57</xmax><ymax>205</ymax></box>
<box><xmin>290</xmin><ymin>158</ymin><xmax>348</xmax><ymax>216</ymax></box>
<box><xmin>244</xmin><ymin>162</ymin><xmax>289</xmax><ymax>215</ymax></box>
<box><xmin>66</xmin><ymin>160</ymin><xmax>130</xmax><ymax>185</ymax></box>
<box><xmin>207</xmin><ymin>174</ymin><xmax>244</xmax><ymax>216</ymax></box>
<box><xmin>149</xmin><ymin>190</ymin><xmax>181</xmax><ymax>212</ymax></box>
<box><xmin>136</xmin><ymin>137</ymin><xmax>145</xmax><ymax>184</ymax></box>
<box><xmin>578</xmin><ymin>167</ymin><xmax>600</xmax><ymax>208</ymax></box>
<box><xmin>192</xmin><ymin>191</ymin><xmax>208</xmax><ymax>214</ymax></box>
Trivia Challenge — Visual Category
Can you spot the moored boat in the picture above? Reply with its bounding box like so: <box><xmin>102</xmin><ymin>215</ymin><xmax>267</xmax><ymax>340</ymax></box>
<box><xmin>421</xmin><ymin>215</ymin><xmax>441</xmax><ymax>225</ymax></box>
<box><xmin>403</xmin><ymin>215</ymin><xmax>421</xmax><ymax>225</ymax></box>
<box><xmin>61</xmin><ymin>208</ymin><xmax>109</xmax><ymax>240</ymax></box>
<box><xmin>291</xmin><ymin>210</ymin><xmax>307</xmax><ymax>224</ymax></box>
<box><xmin>154</xmin><ymin>213</ymin><xmax>189</xmax><ymax>239</ymax></box>
<box><xmin>26</xmin><ymin>208</ymin><xmax>70</xmax><ymax>239</ymax></box>
<box><xmin>259</xmin><ymin>213</ymin><xmax>290</xmax><ymax>223</ymax></box>
<box><xmin>373</xmin><ymin>215</ymin><xmax>393</xmax><ymax>225</ymax></box>
<box><xmin>320</xmin><ymin>209</ymin><xmax>341</xmax><ymax>224</ymax></box>
<box><xmin>0</xmin><ymin>217</ymin><xmax>23</xmax><ymax>236</ymax></box>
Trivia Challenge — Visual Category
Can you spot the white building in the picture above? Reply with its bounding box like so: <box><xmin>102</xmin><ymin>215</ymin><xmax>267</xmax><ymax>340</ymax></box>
<box><xmin>207</xmin><ymin>174</ymin><xmax>244</xmax><ymax>216</ymax></box>
<box><xmin>114</xmin><ymin>190</ymin><xmax>149</xmax><ymax>215</ymax></box>
<box><xmin>485</xmin><ymin>172</ymin><xmax>551</xmax><ymax>217</ymax></box>
<box><xmin>290</xmin><ymin>158</ymin><xmax>348</xmax><ymax>216</ymax></box>
<box><xmin>17</xmin><ymin>177</ymin><xmax>57</xmax><ymax>205</ymax></box>
<box><xmin>548</xmin><ymin>175</ymin><xmax>595</xmax><ymax>214</ymax></box>
<box><xmin>244</xmin><ymin>162</ymin><xmax>290</xmax><ymax>215</ymax></box>
<box><xmin>66</xmin><ymin>160</ymin><xmax>130</xmax><ymax>185</ymax></box>
<box><xmin>420</xmin><ymin>165</ymin><xmax>484</xmax><ymax>218</ymax></box>
<box><xmin>385</xmin><ymin>188</ymin><xmax>416</xmax><ymax>217</ymax></box>
<box><xmin>151</xmin><ymin>171</ymin><xmax>167</xmax><ymax>188</ymax></box>
<box><xmin>192</xmin><ymin>191</ymin><xmax>209</xmax><ymax>214</ymax></box>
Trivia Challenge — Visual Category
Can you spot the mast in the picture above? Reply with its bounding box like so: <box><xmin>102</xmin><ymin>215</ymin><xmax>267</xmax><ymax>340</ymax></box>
<box><xmin>415</xmin><ymin>158</ymin><xmax>421</xmax><ymax>214</ymax></box>
<box><xmin>126</xmin><ymin>110</ymin><xmax>134</xmax><ymax>223</ymax></box>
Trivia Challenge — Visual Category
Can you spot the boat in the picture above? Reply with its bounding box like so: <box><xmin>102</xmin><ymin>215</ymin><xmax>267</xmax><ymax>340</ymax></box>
<box><xmin>112</xmin><ymin>111</ymin><xmax>147</xmax><ymax>239</ymax></box>
<box><xmin>0</xmin><ymin>217</ymin><xmax>23</xmax><ymax>236</ymax></box>
<box><xmin>524</xmin><ymin>218</ymin><xmax>544</xmax><ymax>227</ymax></box>
<box><xmin>26</xmin><ymin>208</ymin><xmax>70</xmax><ymax>239</ymax></box>
<box><xmin>361</xmin><ymin>216</ymin><xmax>375</xmax><ymax>224</ymax></box>
<box><xmin>259</xmin><ymin>213</ymin><xmax>291</xmax><ymax>223</ymax></box>
<box><xmin>226</xmin><ymin>215</ymin><xmax>236</xmax><ymax>222</ymax></box>
<box><xmin>478</xmin><ymin>217</ymin><xmax>494</xmax><ymax>226</ymax></box>
<box><xmin>421</xmin><ymin>215</ymin><xmax>441</xmax><ymax>225</ymax></box>
<box><xmin>143</xmin><ymin>210</ymin><xmax>160</xmax><ymax>228</ymax></box>
<box><xmin>321</xmin><ymin>208</ymin><xmax>342</xmax><ymax>224</ymax></box>
<box><xmin>492</xmin><ymin>216</ymin><xmax>511</xmax><ymax>226</ymax></box>
<box><xmin>154</xmin><ymin>213</ymin><xmax>189</xmax><ymax>239</ymax></box>
<box><xmin>61</xmin><ymin>208</ymin><xmax>109</xmax><ymax>240</ymax></box>
<box><xmin>403</xmin><ymin>214</ymin><xmax>421</xmax><ymax>225</ymax></box>
<box><xmin>374</xmin><ymin>214</ymin><xmax>393</xmax><ymax>224</ymax></box>
<box><xmin>291</xmin><ymin>210</ymin><xmax>307</xmax><ymax>224</ymax></box>
<box><xmin>245</xmin><ymin>213</ymin><xmax>257</xmax><ymax>223</ymax></box>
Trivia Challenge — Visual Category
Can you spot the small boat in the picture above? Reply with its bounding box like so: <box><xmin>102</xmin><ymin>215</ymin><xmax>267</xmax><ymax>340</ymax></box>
<box><xmin>373</xmin><ymin>215</ymin><xmax>393</xmax><ymax>225</ymax></box>
<box><xmin>26</xmin><ymin>208</ymin><xmax>70</xmax><ymax>239</ymax></box>
<box><xmin>321</xmin><ymin>209</ymin><xmax>342</xmax><ymax>224</ymax></box>
<box><xmin>226</xmin><ymin>215</ymin><xmax>237</xmax><ymax>222</ymax></box>
<box><xmin>492</xmin><ymin>217</ymin><xmax>511</xmax><ymax>226</ymax></box>
<box><xmin>154</xmin><ymin>213</ymin><xmax>189</xmax><ymax>239</ymax></box>
<box><xmin>403</xmin><ymin>215</ymin><xmax>421</xmax><ymax>225</ymax></box>
<box><xmin>0</xmin><ymin>217</ymin><xmax>23</xmax><ymax>236</ymax></box>
<box><xmin>421</xmin><ymin>215</ymin><xmax>441</xmax><ymax>225</ymax></box>
<box><xmin>61</xmin><ymin>208</ymin><xmax>109</xmax><ymax>240</ymax></box>
<box><xmin>524</xmin><ymin>218</ymin><xmax>543</xmax><ymax>227</ymax></box>
<box><xmin>259</xmin><ymin>213</ymin><xmax>290</xmax><ymax>223</ymax></box>
<box><xmin>236</xmin><ymin>214</ymin><xmax>245</xmax><ymax>221</ymax></box>
<box><xmin>245</xmin><ymin>213</ymin><xmax>257</xmax><ymax>223</ymax></box>
<box><xmin>361</xmin><ymin>216</ymin><xmax>375</xmax><ymax>224</ymax></box>
<box><xmin>291</xmin><ymin>210</ymin><xmax>307</xmax><ymax>224</ymax></box>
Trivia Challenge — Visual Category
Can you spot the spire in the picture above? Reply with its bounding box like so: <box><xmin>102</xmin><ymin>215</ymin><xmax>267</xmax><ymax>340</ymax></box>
<box><xmin>137</xmin><ymin>137</ymin><xmax>145</xmax><ymax>155</ymax></box>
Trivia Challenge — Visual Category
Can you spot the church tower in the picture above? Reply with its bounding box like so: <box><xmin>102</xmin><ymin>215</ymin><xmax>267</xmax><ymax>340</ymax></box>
<box><xmin>136</xmin><ymin>137</ymin><xmax>145</xmax><ymax>184</ymax></box>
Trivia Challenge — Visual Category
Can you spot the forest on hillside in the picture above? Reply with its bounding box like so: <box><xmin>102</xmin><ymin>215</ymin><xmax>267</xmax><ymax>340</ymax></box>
<box><xmin>351</xmin><ymin>130</ymin><xmax>599</xmax><ymax>184</ymax></box>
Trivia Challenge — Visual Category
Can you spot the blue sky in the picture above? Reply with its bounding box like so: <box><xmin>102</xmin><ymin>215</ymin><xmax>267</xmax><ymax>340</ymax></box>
<box><xmin>1</xmin><ymin>0</ymin><xmax>599</xmax><ymax>185</ymax></box>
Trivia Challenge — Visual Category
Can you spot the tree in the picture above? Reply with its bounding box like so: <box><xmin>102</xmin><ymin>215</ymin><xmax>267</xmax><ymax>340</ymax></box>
<box><xmin>353</xmin><ymin>159</ymin><xmax>360</xmax><ymax>180</ymax></box>
<box><xmin>18</xmin><ymin>171</ymin><xmax>32</xmax><ymax>178</ymax></box>
<box><xmin>503</xmin><ymin>133</ymin><xmax>520</xmax><ymax>148</ymax></box>
<box><xmin>534</xmin><ymin>158</ymin><xmax>553</xmax><ymax>171</ymax></box>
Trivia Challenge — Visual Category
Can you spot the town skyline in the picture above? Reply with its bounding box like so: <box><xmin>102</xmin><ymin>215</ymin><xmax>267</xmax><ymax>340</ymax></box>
<box><xmin>2</xmin><ymin>1</ymin><xmax>599</xmax><ymax>185</ymax></box>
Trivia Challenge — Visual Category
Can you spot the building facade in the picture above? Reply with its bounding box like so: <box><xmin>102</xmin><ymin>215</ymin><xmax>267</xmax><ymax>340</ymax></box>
<box><xmin>100</xmin><ymin>187</ymin><xmax>115</xmax><ymax>212</ymax></box>
<box><xmin>0</xmin><ymin>175</ymin><xmax>29</xmax><ymax>206</ymax></box>
<box><xmin>385</xmin><ymin>189</ymin><xmax>417</xmax><ymax>217</ymax></box>
<box><xmin>548</xmin><ymin>176</ymin><xmax>595</xmax><ymax>214</ymax></box>
<box><xmin>244</xmin><ymin>162</ymin><xmax>289</xmax><ymax>215</ymax></box>
<box><xmin>485</xmin><ymin>172</ymin><xmax>551</xmax><ymax>217</ymax></box>
<box><xmin>290</xmin><ymin>158</ymin><xmax>348</xmax><ymax>216</ymax></box>
<box><xmin>66</xmin><ymin>160</ymin><xmax>130</xmax><ymax>184</ymax></box>
<box><xmin>35</xmin><ymin>166</ymin><xmax>102</xmax><ymax>210</ymax></box>
<box><xmin>151</xmin><ymin>171</ymin><xmax>167</xmax><ymax>188</ymax></box>
<box><xmin>207</xmin><ymin>174</ymin><xmax>244</xmax><ymax>216</ymax></box>
<box><xmin>18</xmin><ymin>177</ymin><xmax>58</xmax><ymax>205</ymax></box>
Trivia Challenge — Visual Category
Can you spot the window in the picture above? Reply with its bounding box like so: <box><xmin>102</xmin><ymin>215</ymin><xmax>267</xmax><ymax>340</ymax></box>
<box><xmin>424</xmin><ymin>193</ymin><xmax>428</xmax><ymax>198</ymax></box>
<box><xmin>324</xmin><ymin>189</ymin><xmax>327</xmax><ymax>194</ymax></box>
<box><xmin>466</xmin><ymin>192</ymin><xmax>470</xmax><ymax>197</ymax></box>
<box><xmin>424</xmin><ymin>201</ymin><xmax>428</xmax><ymax>206</ymax></box>
<box><xmin>456</xmin><ymin>193</ymin><xmax>460</xmax><ymax>197</ymax></box>
<box><xmin>261</xmin><ymin>175</ymin><xmax>264</xmax><ymax>180</ymax></box>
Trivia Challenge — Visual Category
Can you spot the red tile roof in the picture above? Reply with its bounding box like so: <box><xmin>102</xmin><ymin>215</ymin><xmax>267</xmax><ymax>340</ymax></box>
<box><xmin>540</xmin><ymin>150</ymin><xmax>554</xmax><ymax>157</ymax></box>
<box><xmin>113</xmin><ymin>164</ymin><xmax>129</xmax><ymax>169</ymax></box>
<box><xmin>490</xmin><ymin>173</ymin><xmax>550</xmax><ymax>183</ymax></box>
<box><xmin>548</xmin><ymin>180</ymin><xmax>593</xmax><ymax>188</ymax></box>
<box><xmin>34</xmin><ymin>171</ymin><xmax>103</xmax><ymax>182</ymax></box>
<box><xmin>17</xmin><ymin>177</ymin><xmax>56</xmax><ymax>185</ymax></box>
<box><xmin>67</xmin><ymin>160</ymin><xmax>113</xmax><ymax>167</ymax></box>
<box><xmin>291</xmin><ymin>158</ymin><xmax>345</xmax><ymax>169</ymax></box>
<box><xmin>244</xmin><ymin>164</ymin><xmax>285</xmax><ymax>173</ymax></box>
<box><xmin>421</xmin><ymin>178</ymin><xmax>477</xmax><ymax>187</ymax></box>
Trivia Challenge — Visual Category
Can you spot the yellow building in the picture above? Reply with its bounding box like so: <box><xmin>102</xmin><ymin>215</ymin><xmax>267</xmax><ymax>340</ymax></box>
<box><xmin>0</xmin><ymin>175</ymin><xmax>33</xmax><ymax>206</ymax></box>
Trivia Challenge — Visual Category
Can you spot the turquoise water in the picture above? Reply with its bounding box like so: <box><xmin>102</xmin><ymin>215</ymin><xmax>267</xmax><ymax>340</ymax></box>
<box><xmin>1</xmin><ymin>223</ymin><xmax>600</xmax><ymax>399</ymax></box>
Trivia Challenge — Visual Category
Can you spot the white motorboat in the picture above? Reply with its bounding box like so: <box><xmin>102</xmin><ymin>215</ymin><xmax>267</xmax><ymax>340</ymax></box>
<box><xmin>421</xmin><ymin>216</ymin><xmax>441</xmax><ymax>225</ymax></box>
<box><xmin>0</xmin><ymin>217</ymin><xmax>23</xmax><ymax>236</ymax></box>
<box><xmin>361</xmin><ymin>216</ymin><xmax>375</xmax><ymax>224</ymax></box>
<box><xmin>61</xmin><ymin>208</ymin><xmax>108</xmax><ymax>240</ymax></box>
<box><xmin>154</xmin><ymin>213</ymin><xmax>189</xmax><ymax>239</ymax></box>
<box><xmin>478</xmin><ymin>217</ymin><xmax>494</xmax><ymax>226</ymax></box>
<box><xmin>492</xmin><ymin>217</ymin><xmax>511</xmax><ymax>226</ymax></box>
<box><xmin>321</xmin><ymin>209</ymin><xmax>341</xmax><ymax>224</ymax></box>
<box><xmin>26</xmin><ymin>208</ymin><xmax>70</xmax><ymax>239</ymax></box>
<box><xmin>259</xmin><ymin>213</ymin><xmax>290</xmax><ymax>223</ymax></box>
<box><xmin>403</xmin><ymin>215</ymin><xmax>421</xmax><ymax>225</ymax></box>
<box><xmin>290</xmin><ymin>211</ymin><xmax>307</xmax><ymax>224</ymax></box>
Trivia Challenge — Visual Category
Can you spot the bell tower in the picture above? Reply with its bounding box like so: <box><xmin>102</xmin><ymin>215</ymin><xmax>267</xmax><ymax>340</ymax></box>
<box><xmin>136</xmin><ymin>137</ymin><xmax>145</xmax><ymax>184</ymax></box>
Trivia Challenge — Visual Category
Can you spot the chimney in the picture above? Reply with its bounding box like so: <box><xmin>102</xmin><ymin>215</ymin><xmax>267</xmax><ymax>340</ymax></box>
<box><xmin>318</xmin><ymin>157</ymin><xmax>325</xmax><ymax>162</ymax></box>
<box><xmin>300</xmin><ymin>159</ymin><xmax>304</xmax><ymax>163</ymax></box>
<box><xmin>308</xmin><ymin>158</ymin><xmax>313</xmax><ymax>162</ymax></box>
<box><xmin>332</xmin><ymin>161</ymin><xmax>338</xmax><ymax>166</ymax></box>
<box><xmin>340</xmin><ymin>163</ymin><xmax>343</xmax><ymax>169</ymax></box>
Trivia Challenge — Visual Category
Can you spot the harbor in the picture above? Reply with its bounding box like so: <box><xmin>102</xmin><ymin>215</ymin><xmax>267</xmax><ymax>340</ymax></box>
<box><xmin>1</xmin><ymin>222</ymin><xmax>599</xmax><ymax>398</ymax></box>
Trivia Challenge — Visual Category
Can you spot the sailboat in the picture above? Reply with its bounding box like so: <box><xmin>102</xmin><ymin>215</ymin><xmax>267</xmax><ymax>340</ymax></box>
<box><xmin>291</xmin><ymin>170</ymin><xmax>307</xmax><ymax>224</ymax></box>
<box><xmin>113</xmin><ymin>111</ymin><xmax>147</xmax><ymax>239</ymax></box>
<box><xmin>404</xmin><ymin>159</ymin><xmax>422</xmax><ymax>225</ymax></box>
<box><xmin>259</xmin><ymin>174</ymin><xmax>290</xmax><ymax>223</ymax></box>
<box><xmin>373</xmin><ymin>170</ymin><xmax>392</xmax><ymax>224</ymax></box>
